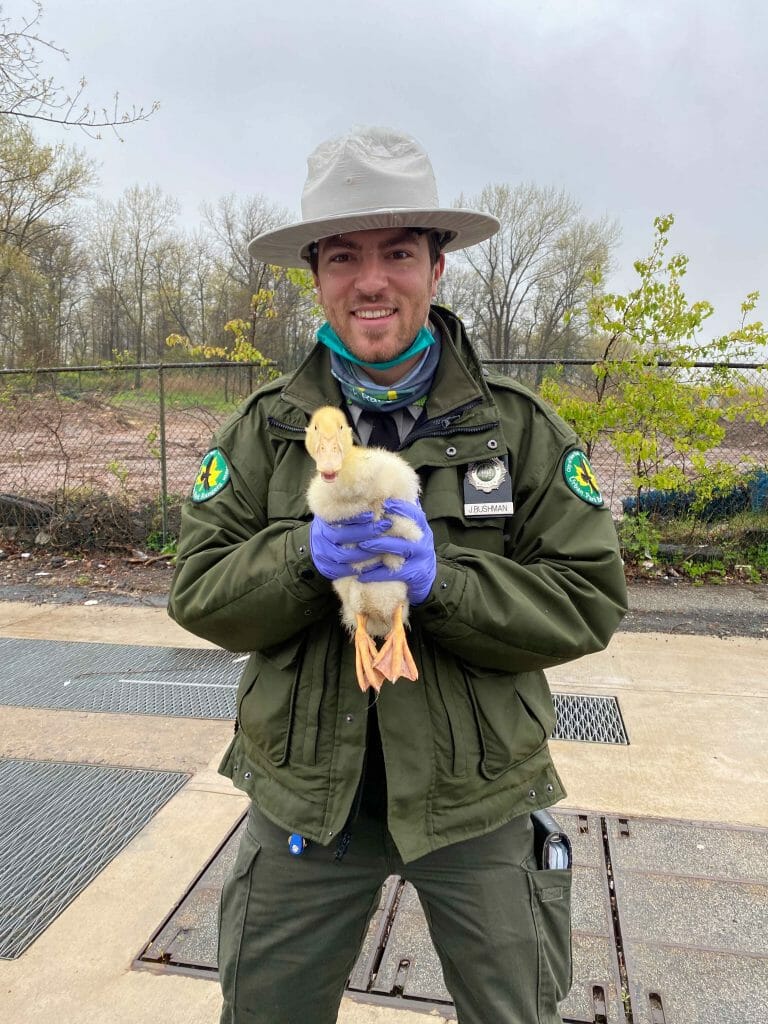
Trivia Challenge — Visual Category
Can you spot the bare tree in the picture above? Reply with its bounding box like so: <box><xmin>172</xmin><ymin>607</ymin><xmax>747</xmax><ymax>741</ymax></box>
<box><xmin>89</xmin><ymin>185</ymin><xmax>179</xmax><ymax>380</ymax></box>
<box><xmin>443</xmin><ymin>183</ymin><xmax>619</xmax><ymax>380</ymax></box>
<box><xmin>202</xmin><ymin>195</ymin><xmax>286</xmax><ymax>285</ymax></box>
<box><xmin>0</xmin><ymin>1</ymin><xmax>158</xmax><ymax>137</ymax></box>
<box><xmin>201</xmin><ymin>193</ymin><xmax>322</xmax><ymax>366</ymax></box>
<box><xmin>202</xmin><ymin>193</ymin><xmax>288</xmax><ymax>295</ymax></box>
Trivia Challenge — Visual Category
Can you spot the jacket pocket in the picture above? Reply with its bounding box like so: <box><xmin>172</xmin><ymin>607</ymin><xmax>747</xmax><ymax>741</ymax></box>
<box><xmin>525</xmin><ymin>863</ymin><xmax>573</xmax><ymax>1007</ymax></box>
<box><xmin>427</xmin><ymin>640</ymin><xmax>472</xmax><ymax>777</ymax></box>
<box><xmin>237</xmin><ymin>635</ymin><xmax>306</xmax><ymax>766</ymax></box>
<box><xmin>464</xmin><ymin>668</ymin><xmax>552</xmax><ymax>779</ymax></box>
<box><xmin>290</xmin><ymin>624</ymin><xmax>336</xmax><ymax>767</ymax></box>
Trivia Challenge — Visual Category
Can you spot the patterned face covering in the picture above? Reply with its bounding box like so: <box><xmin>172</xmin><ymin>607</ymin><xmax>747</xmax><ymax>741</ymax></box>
<box><xmin>316</xmin><ymin>320</ymin><xmax>436</xmax><ymax>370</ymax></box>
<box><xmin>329</xmin><ymin>332</ymin><xmax>441</xmax><ymax>411</ymax></box>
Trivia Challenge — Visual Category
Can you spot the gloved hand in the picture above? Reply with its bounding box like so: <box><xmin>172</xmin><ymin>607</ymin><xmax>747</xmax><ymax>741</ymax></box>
<box><xmin>309</xmin><ymin>512</ymin><xmax>391</xmax><ymax>582</ymax></box>
<box><xmin>356</xmin><ymin>498</ymin><xmax>437</xmax><ymax>605</ymax></box>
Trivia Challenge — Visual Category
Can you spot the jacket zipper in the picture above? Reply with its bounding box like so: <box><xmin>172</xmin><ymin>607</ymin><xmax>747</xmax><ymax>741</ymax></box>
<box><xmin>267</xmin><ymin>416</ymin><xmax>307</xmax><ymax>434</ymax></box>
<box><xmin>404</xmin><ymin>419</ymin><xmax>500</xmax><ymax>445</ymax></box>
<box><xmin>268</xmin><ymin>407</ymin><xmax>501</xmax><ymax>450</ymax></box>
<box><xmin>397</xmin><ymin>397</ymin><xmax>500</xmax><ymax>450</ymax></box>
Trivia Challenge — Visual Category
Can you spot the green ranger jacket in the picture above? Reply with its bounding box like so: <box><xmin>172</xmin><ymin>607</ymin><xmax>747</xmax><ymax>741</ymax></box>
<box><xmin>168</xmin><ymin>306</ymin><xmax>627</xmax><ymax>863</ymax></box>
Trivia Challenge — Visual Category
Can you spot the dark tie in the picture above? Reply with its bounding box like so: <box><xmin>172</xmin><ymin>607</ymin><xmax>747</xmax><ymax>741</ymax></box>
<box><xmin>365</xmin><ymin>412</ymin><xmax>400</xmax><ymax>451</ymax></box>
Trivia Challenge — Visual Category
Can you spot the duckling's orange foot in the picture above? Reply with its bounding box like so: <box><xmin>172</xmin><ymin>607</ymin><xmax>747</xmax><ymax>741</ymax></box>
<box><xmin>372</xmin><ymin>605</ymin><xmax>418</xmax><ymax>683</ymax></box>
<box><xmin>354</xmin><ymin>614</ymin><xmax>386</xmax><ymax>692</ymax></box>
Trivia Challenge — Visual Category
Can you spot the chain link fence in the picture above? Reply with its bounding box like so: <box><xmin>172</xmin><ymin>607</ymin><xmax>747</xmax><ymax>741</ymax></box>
<box><xmin>0</xmin><ymin>362</ymin><xmax>276</xmax><ymax>549</ymax></box>
<box><xmin>1</xmin><ymin>359</ymin><xmax>766</xmax><ymax>549</ymax></box>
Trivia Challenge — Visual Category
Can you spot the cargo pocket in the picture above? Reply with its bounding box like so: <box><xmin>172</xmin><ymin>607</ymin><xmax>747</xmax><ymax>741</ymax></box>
<box><xmin>218</xmin><ymin>822</ymin><xmax>262</xmax><ymax>1008</ymax></box>
<box><xmin>525</xmin><ymin>863</ymin><xmax>573</xmax><ymax>1012</ymax></box>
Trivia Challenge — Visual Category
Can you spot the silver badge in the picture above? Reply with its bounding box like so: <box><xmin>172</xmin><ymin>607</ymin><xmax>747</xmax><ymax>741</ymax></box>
<box><xmin>466</xmin><ymin>458</ymin><xmax>507</xmax><ymax>494</ymax></box>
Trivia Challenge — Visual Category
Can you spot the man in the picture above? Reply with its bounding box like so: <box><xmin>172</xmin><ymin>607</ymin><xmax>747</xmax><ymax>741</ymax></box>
<box><xmin>168</xmin><ymin>126</ymin><xmax>627</xmax><ymax>1024</ymax></box>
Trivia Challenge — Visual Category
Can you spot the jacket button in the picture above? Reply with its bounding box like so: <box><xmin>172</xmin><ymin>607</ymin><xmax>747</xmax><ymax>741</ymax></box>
<box><xmin>445</xmin><ymin>446</ymin><xmax>457</xmax><ymax>457</ymax></box>
<box><xmin>244</xmin><ymin>771</ymin><xmax>252</xmax><ymax>780</ymax></box>
<box><xmin>528</xmin><ymin>788</ymin><xmax>536</xmax><ymax>799</ymax></box>
<box><xmin>298</xmin><ymin>545</ymin><xmax>307</xmax><ymax>554</ymax></box>
<box><xmin>345</xmin><ymin>714</ymin><xmax>354</xmax><ymax>723</ymax></box>
<box><xmin>487</xmin><ymin>439</ymin><xmax>498</xmax><ymax>450</ymax></box>
<box><xmin>439</xmin><ymin>581</ymin><xmax>448</xmax><ymax>590</ymax></box>
<box><xmin>546</xmin><ymin>783</ymin><xmax>554</xmax><ymax>793</ymax></box>
<box><xmin>304</xmin><ymin>609</ymin><xmax>312</xmax><ymax>616</ymax></box>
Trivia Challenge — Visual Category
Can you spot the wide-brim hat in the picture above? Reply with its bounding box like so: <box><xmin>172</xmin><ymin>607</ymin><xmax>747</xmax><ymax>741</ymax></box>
<box><xmin>248</xmin><ymin>126</ymin><xmax>500</xmax><ymax>268</ymax></box>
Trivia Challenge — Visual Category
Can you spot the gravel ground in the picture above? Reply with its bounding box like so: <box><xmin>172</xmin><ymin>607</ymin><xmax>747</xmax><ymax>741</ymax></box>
<box><xmin>620</xmin><ymin>579</ymin><xmax>768</xmax><ymax>639</ymax></box>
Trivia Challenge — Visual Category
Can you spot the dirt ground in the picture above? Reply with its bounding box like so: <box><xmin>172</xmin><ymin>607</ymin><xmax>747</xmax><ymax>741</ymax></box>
<box><xmin>0</xmin><ymin>546</ymin><xmax>175</xmax><ymax>606</ymax></box>
<box><xmin>0</xmin><ymin>538</ymin><xmax>665</xmax><ymax>607</ymax></box>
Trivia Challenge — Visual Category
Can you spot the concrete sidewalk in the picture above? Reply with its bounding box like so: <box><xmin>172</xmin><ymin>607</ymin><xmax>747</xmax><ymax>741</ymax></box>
<box><xmin>0</xmin><ymin>599</ymin><xmax>766</xmax><ymax>1023</ymax></box>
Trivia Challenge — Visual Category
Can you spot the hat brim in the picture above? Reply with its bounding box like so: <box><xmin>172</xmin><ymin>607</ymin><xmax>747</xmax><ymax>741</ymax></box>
<box><xmin>247</xmin><ymin>208</ymin><xmax>500</xmax><ymax>268</ymax></box>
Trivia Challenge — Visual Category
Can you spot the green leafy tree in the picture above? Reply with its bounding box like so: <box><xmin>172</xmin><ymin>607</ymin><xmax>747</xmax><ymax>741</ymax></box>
<box><xmin>0</xmin><ymin>115</ymin><xmax>93</xmax><ymax>364</ymax></box>
<box><xmin>167</xmin><ymin>264</ymin><xmax>321</xmax><ymax>372</ymax></box>
<box><xmin>541</xmin><ymin>215</ymin><xmax>768</xmax><ymax>507</ymax></box>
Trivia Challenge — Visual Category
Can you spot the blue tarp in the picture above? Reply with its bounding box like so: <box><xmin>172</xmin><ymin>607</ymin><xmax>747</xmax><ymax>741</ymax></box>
<box><xmin>622</xmin><ymin>470</ymin><xmax>768</xmax><ymax>521</ymax></box>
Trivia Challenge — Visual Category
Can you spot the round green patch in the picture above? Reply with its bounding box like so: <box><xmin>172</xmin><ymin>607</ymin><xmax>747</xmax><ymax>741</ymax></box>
<box><xmin>192</xmin><ymin>448</ymin><xmax>230</xmax><ymax>502</ymax></box>
<box><xmin>563</xmin><ymin>450</ymin><xmax>603</xmax><ymax>506</ymax></box>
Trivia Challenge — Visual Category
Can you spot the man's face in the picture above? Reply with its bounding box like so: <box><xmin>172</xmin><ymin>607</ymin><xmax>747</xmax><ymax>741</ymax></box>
<box><xmin>313</xmin><ymin>227</ymin><xmax>444</xmax><ymax>380</ymax></box>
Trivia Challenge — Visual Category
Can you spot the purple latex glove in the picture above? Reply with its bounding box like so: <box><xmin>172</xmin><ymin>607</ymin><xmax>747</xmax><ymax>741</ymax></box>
<box><xmin>309</xmin><ymin>512</ymin><xmax>390</xmax><ymax>582</ymax></box>
<box><xmin>356</xmin><ymin>498</ymin><xmax>437</xmax><ymax>605</ymax></box>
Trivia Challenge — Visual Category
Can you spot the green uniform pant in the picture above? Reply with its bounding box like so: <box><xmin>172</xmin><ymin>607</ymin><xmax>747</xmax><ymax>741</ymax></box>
<box><xmin>218</xmin><ymin>806</ymin><xmax>572</xmax><ymax>1024</ymax></box>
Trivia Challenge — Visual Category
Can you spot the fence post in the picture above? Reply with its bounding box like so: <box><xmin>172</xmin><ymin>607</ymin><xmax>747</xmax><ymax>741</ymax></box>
<box><xmin>158</xmin><ymin>365</ymin><xmax>169</xmax><ymax>545</ymax></box>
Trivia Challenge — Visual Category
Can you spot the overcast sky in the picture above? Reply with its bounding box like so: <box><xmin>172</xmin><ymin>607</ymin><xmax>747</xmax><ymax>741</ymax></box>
<box><xmin>32</xmin><ymin>0</ymin><xmax>768</xmax><ymax>343</ymax></box>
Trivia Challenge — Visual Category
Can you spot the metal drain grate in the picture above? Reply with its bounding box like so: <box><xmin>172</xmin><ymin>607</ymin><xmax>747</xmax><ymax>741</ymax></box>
<box><xmin>0</xmin><ymin>639</ymin><xmax>627</xmax><ymax>742</ymax></box>
<box><xmin>552</xmin><ymin>694</ymin><xmax>628</xmax><ymax>744</ymax></box>
<box><xmin>0</xmin><ymin>638</ymin><xmax>240</xmax><ymax>719</ymax></box>
<box><xmin>138</xmin><ymin>813</ymin><xmax>768</xmax><ymax>1023</ymax></box>
<box><xmin>0</xmin><ymin>758</ymin><xmax>188</xmax><ymax>959</ymax></box>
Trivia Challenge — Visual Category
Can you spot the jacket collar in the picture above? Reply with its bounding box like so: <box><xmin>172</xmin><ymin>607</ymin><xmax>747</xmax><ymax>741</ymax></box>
<box><xmin>275</xmin><ymin>306</ymin><xmax>491</xmax><ymax>425</ymax></box>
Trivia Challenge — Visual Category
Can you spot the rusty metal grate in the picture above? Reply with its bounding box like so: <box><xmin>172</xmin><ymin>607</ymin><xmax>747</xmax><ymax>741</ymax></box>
<box><xmin>0</xmin><ymin>758</ymin><xmax>188</xmax><ymax>959</ymax></box>
<box><xmin>137</xmin><ymin>810</ymin><xmax>626</xmax><ymax>1022</ymax></box>
<box><xmin>137</xmin><ymin>814</ymin><xmax>768</xmax><ymax>1022</ymax></box>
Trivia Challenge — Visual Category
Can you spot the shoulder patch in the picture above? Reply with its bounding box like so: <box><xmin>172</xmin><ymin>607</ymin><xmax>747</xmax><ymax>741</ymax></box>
<box><xmin>192</xmin><ymin>448</ymin><xmax>231</xmax><ymax>502</ymax></box>
<box><xmin>563</xmin><ymin>450</ymin><xmax>603</xmax><ymax>506</ymax></box>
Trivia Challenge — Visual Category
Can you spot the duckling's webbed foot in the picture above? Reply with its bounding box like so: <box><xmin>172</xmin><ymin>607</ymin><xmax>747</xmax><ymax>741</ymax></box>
<box><xmin>372</xmin><ymin>604</ymin><xmax>418</xmax><ymax>683</ymax></box>
<box><xmin>354</xmin><ymin>613</ymin><xmax>386</xmax><ymax>692</ymax></box>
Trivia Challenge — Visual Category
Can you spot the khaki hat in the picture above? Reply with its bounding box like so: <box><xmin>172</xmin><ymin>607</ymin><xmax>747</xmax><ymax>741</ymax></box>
<box><xmin>247</xmin><ymin>126</ymin><xmax>500</xmax><ymax>268</ymax></box>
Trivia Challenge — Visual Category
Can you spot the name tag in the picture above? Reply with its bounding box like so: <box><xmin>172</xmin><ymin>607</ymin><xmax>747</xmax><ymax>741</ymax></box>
<box><xmin>463</xmin><ymin>457</ymin><xmax>514</xmax><ymax>517</ymax></box>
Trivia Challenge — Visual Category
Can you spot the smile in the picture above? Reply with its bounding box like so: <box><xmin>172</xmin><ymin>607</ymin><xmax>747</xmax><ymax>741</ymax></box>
<box><xmin>354</xmin><ymin>308</ymin><xmax>396</xmax><ymax>319</ymax></box>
